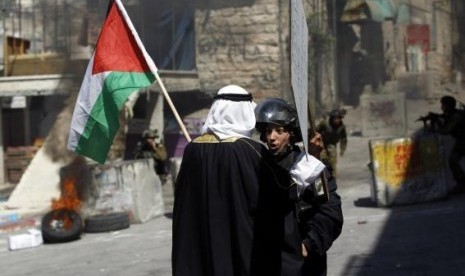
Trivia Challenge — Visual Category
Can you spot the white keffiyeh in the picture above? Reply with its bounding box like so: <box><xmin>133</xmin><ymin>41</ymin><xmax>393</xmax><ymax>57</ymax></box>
<box><xmin>202</xmin><ymin>85</ymin><xmax>257</xmax><ymax>140</ymax></box>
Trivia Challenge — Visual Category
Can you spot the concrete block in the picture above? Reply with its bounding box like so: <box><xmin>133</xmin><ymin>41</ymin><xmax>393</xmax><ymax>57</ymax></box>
<box><xmin>169</xmin><ymin>157</ymin><xmax>183</xmax><ymax>184</ymax></box>
<box><xmin>368</xmin><ymin>133</ymin><xmax>449</xmax><ymax>206</ymax></box>
<box><xmin>88</xmin><ymin>159</ymin><xmax>164</xmax><ymax>224</ymax></box>
<box><xmin>5</xmin><ymin>146</ymin><xmax>63</xmax><ymax>211</ymax></box>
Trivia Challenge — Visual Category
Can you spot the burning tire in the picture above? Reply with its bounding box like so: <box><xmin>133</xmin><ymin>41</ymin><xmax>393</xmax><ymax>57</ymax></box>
<box><xmin>84</xmin><ymin>212</ymin><xmax>130</xmax><ymax>233</ymax></box>
<box><xmin>41</xmin><ymin>209</ymin><xmax>83</xmax><ymax>243</ymax></box>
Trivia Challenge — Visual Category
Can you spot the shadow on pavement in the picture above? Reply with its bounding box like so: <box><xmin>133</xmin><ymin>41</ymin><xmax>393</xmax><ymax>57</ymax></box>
<box><xmin>344</xmin><ymin>194</ymin><xmax>465</xmax><ymax>275</ymax></box>
<box><xmin>342</xmin><ymin>130</ymin><xmax>465</xmax><ymax>275</ymax></box>
<box><xmin>353</xmin><ymin>197</ymin><xmax>377</xmax><ymax>208</ymax></box>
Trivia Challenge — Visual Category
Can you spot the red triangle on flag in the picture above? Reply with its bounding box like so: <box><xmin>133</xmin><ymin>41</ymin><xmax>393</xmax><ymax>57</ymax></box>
<box><xmin>92</xmin><ymin>1</ymin><xmax>150</xmax><ymax>74</ymax></box>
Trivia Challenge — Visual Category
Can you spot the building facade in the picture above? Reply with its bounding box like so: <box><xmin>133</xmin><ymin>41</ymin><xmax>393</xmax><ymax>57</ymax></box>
<box><xmin>0</xmin><ymin>0</ymin><xmax>463</xmax><ymax>183</ymax></box>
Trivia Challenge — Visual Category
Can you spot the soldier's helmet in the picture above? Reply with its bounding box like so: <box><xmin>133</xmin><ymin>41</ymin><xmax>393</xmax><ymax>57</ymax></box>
<box><xmin>329</xmin><ymin>109</ymin><xmax>343</xmax><ymax>119</ymax></box>
<box><xmin>142</xmin><ymin>129</ymin><xmax>159</xmax><ymax>139</ymax></box>
<box><xmin>254</xmin><ymin>98</ymin><xmax>302</xmax><ymax>143</ymax></box>
<box><xmin>440</xmin><ymin>95</ymin><xmax>456</xmax><ymax>110</ymax></box>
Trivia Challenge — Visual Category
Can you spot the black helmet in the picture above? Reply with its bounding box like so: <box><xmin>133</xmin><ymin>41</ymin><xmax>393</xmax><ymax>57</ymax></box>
<box><xmin>329</xmin><ymin>109</ymin><xmax>343</xmax><ymax>118</ymax></box>
<box><xmin>142</xmin><ymin>129</ymin><xmax>159</xmax><ymax>139</ymax></box>
<box><xmin>255</xmin><ymin>98</ymin><xmax>301</xmax><ymax>142</ymax></box>
<box><xmin>440</xmin><ymin>95</ymin><xmax>456</xmax><ymax>109</ymax></box>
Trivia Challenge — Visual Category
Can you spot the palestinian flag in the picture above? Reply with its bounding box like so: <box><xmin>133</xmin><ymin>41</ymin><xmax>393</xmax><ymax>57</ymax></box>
<box><xmin>68</xmin><ymin>0</ymin><xmax>157</xmax><ymax>164</ymax></box>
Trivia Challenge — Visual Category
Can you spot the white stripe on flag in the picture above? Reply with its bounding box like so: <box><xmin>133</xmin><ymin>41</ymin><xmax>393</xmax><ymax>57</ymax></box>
<box><xmin>68</xmin><ymin>55</ymin><xmax>109</xmax><ymax>151</ymax></box>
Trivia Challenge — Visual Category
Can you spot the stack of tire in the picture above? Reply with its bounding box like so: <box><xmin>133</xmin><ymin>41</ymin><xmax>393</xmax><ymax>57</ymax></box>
<box><xmin>83</xmin><ymin>212</ymin><xmax>130</xmax><ymax>233</ymax></box>
<box><xmin>41</xmin><ymin>209</ymin><xmax>130</xmax><ymax>243</ymax></box>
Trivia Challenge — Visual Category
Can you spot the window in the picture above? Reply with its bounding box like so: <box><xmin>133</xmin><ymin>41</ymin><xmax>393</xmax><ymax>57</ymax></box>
<box><xmin>128</xmin><ymin>0</ymin><xmax>196</xmax><ymax>70</ymax></box>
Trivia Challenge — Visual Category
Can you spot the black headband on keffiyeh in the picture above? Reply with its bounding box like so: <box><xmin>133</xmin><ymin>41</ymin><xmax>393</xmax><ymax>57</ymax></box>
<box><xmin>213</xmin><ymin>93</ymin><xmax>253</xmax><ymax>102</ymax></box>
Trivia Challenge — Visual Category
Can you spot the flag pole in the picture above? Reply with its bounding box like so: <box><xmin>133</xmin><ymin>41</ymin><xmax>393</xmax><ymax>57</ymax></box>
<box><xmin>154</xmin><ymin>73</ymin><xmax>191</xmax><ymax>142</ymax></box>
<box><xmin>114</xmin><ymin>0</ymin><xmax>191</xmax><ymax>142</ymax></box>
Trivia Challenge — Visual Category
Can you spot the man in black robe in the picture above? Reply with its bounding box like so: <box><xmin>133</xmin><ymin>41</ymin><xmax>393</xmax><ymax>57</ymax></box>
<box><xmin>172</xmin><ymin>85</ymin><xmax>293</xmax><ymax>276</ymax></box>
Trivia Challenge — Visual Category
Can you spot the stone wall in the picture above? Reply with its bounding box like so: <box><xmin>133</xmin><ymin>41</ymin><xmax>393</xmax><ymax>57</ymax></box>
<box><xmin>383</xmin><ymin>0</ymin><xmax>456</xmax><ymax>96</ymax></box>
<box><xmin>195</xmin><ymin>0</ymin><xmax>291</xmax><ymax>100</ymax></box>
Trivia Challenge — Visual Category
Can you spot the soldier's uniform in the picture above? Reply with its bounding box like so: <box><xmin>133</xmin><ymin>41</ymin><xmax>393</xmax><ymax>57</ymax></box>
<box><xmin>134</xmin><ymin>129</ymin><xmax>168</xmax><ymax>178</ymax></box>
<box><xmin>433</xmin><ymin>96</ymin><xmax>465</xmax><ymax>192</ymax></box>
<box><xmin>316</xmin><ymin>111</ymin><xmax>347</xmax><ymax>178</ymax></box>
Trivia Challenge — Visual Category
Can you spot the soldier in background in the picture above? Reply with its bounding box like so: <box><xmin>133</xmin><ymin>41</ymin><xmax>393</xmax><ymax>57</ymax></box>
<box><xmin>431</xmin><ymin>96</ymin><xmax>465</xmax><ymax>194</ymax></box>
<box><xmin>316</xmin><ymin>109</ymin><xmax>347</xmax><ymax>178</ymax></box>
<box><xmin>134</xmin><ymin>129</ymin><xmax>168</xmax><ymax>182</ymax></box>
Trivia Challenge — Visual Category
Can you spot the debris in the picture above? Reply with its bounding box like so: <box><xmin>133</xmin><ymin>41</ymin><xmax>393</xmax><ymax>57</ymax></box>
<box><xmin>8</xmin><ymin>229</ymin><xmax>43</xmax><ymax>250</ymax></box>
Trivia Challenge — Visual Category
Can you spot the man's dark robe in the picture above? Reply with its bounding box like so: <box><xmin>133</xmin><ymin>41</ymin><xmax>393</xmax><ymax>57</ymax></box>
<box><xmin>172</xmin><ymin>134</ymin><xmax>289</xmax><ymax>276</ymax></box>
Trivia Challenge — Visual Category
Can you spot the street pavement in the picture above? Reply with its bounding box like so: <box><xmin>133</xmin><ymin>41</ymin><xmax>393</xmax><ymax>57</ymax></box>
<box><xmin>329</xmin><ymin>136</ymin><xmax>465</xmax><ymax>276</ymax></box>
<box><xmin>1</xmin><ymin>135</ymin><xmax>465</xmax><ymax>276</ymax></box>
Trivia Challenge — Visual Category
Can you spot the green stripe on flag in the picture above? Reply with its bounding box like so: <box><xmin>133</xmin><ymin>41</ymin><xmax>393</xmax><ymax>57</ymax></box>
<box><xmin>76</xmin><ymin>71</ymin><xmax>155</xmax><ymax>163</ymax></box>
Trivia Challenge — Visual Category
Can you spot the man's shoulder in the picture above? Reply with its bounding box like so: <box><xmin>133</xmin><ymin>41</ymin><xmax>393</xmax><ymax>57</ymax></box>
<box><xmin>189</xmin><ymin>135</ymin><xmax>267</xmax><ymax>152</ymax></box>
<box><xmin>338</xmin><ymin>123</ymin><xmax>347</xmax><ymax>132</ymax></box>
<box><xmin>235</xmin><ymin>137</ymin><xmax>269</xmax><ymax>152</ymax></box>
<box><xmin>446</xmin><ymin>110</ymin><xmax>465</xmax><ymax>125</ymax></box>
<box><xmin>453</xmin><ymin>109</ymin><xmax>465</xmax><ymax>118</ymax></box>
<box><xmin>316</xmin><ymin>119</ymin><xmax>328</xmax><ymax>129</ymax></box>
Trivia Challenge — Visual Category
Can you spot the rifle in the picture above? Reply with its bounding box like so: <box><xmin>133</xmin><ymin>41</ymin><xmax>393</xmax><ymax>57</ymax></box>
<box><xmin>308</xmin><ymin>104</ymin><xmax>330</xmax><ymax>203</ymax></box>
<box><xmin>416</xmin><ymin>112</ymin><xmax>441</xmax><ymax>130</ymax></box>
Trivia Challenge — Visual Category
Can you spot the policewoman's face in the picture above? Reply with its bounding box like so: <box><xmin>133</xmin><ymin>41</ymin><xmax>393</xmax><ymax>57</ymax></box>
<box><xmin>265</xmin><ymin>124</ymin><xmax>290</xmax><ymax>154</ymax></box>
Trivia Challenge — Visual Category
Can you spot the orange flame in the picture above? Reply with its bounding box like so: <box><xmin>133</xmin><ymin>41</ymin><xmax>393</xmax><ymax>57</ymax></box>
<box><xmin>51</xmin><ymin>176</ymin><xmax>82</xmax><ymax>211</ymax></box>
